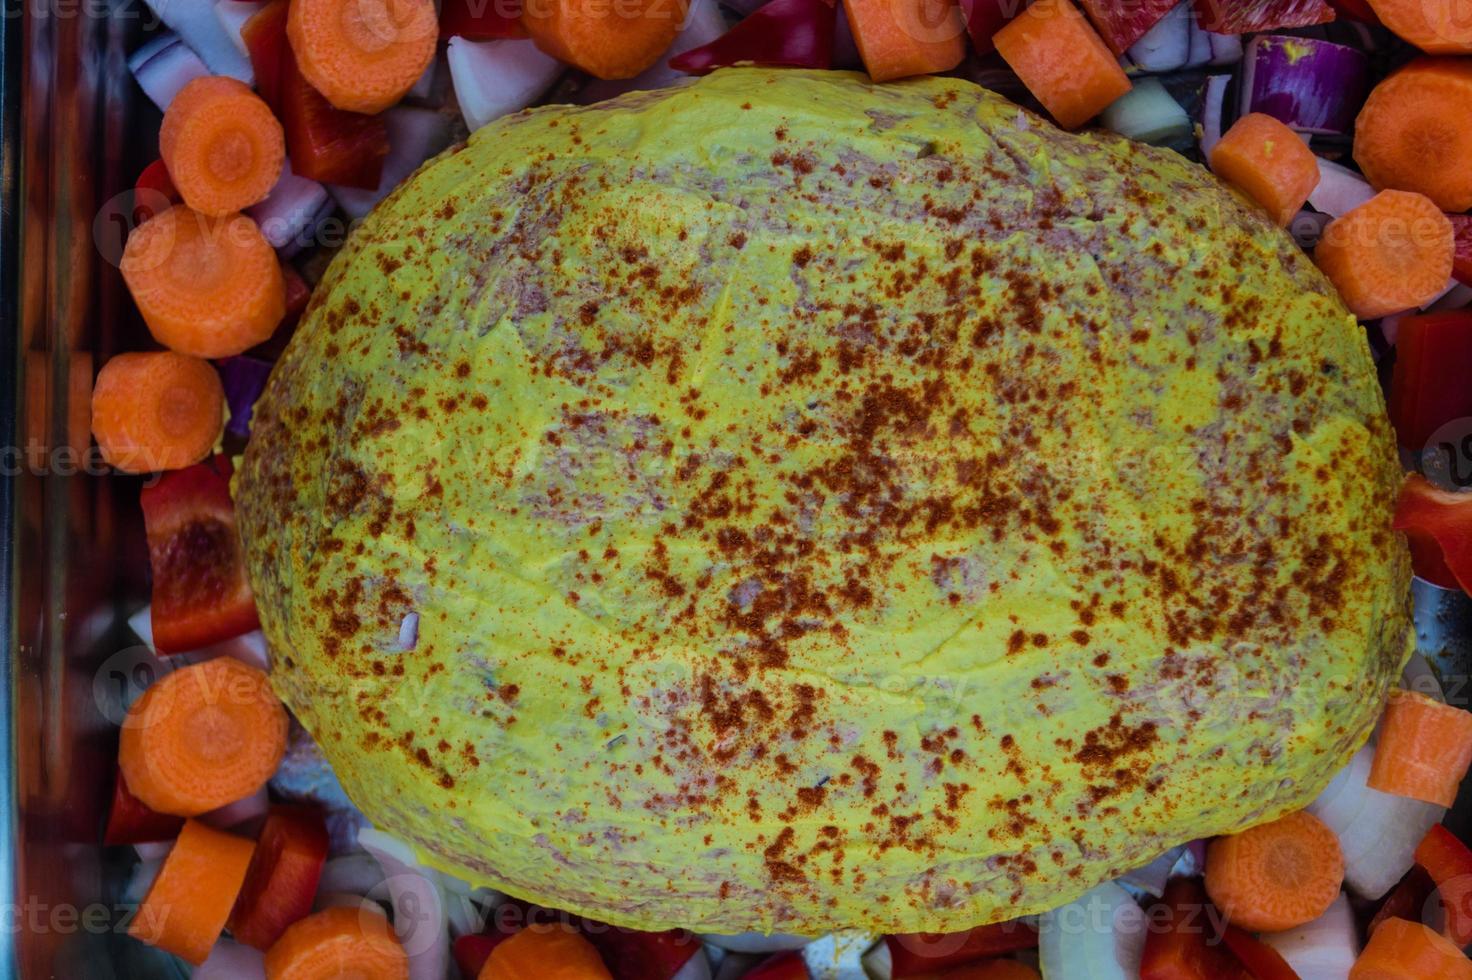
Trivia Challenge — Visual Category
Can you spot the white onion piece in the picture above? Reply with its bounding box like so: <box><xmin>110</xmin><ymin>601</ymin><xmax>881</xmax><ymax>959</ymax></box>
<box><xmin>318</xmin><ymin>853</ymin><xmax>390</xmax><ymax>897</ymax></box>
<box><xmin>860</xmin><ymin>940</ymin><xmax>892</xmax><ymax>980</ymax></box>
<box><xmin>1038</xmin><ymin>881</ymin><xmax>1146</xmax><ymax>979</ymax></box>
<box><xmin>194</xmin><ymin>939</ymin><xmax>267</xmax><ymax>980</ymax></box>
<box><xmin>1308</xmin><ymin>158</ymin><xmax>1375</xmax><ymax>218</ymax></box>
<box><xmin>700</xmin><ymin>931</ymin><xmax>812</xmax><ymax>954</ymax></box>
<box><xmin>359</xmin><ymin>829</ymin><xmax>451</xmax><ymax>980</ymax></box>
<box><xmin>1186</xmin><ymin>15</ymin><xmax>1213</xmax><ymax>68</ymax></box>
<box><xmin>127</xmin><ymin>605</ymin><xmax>271</xmax><ymax>671</ymax></box>
<box><xmin>202</xmin><ymin>786</ymin><xmax>270</xmax><ymax>831</ymax></box>
<box><xmin>1429</xmin><ymin>282</ymin><xmax>1472</xmax><ymax>312</ymax></box>
<box><xmin>1307</xmin><ymin>742</ymin><xmax>1446</xmax><ymax>899</ymax></box>
<box><xmin>1208</xmin><ymin>32</ymin><xmax>1243</xmax><ymax>65</ymax></box>
<box><xmin>248</xmin><ymin>163</ymin><xmax>331</xmax><ymax>252</ymax></box>
<box><xmin>1262</xmin><ymin>893</ymin><xmax>1358</xmax><ymax>979</ymax></box>
<box><xmin>1100</xmin><ymin>78</ymin><xmax>1190</xmax><ymax>145</ymax></box>
<box><xmin>1127</xmin><ymin>3</ymin><xmax>1192</xmax><ymax>73</ymax></box>
<box><xmin>127</xmin><ymin>33</ymin><xmax>211</xmax><ymax>111</ymax></box>
<box><xmin>672</xmin><ymin>951</ymin><xmax>713</xmax><ymax>980</ymax></box>
<box><xmin>213</xmin><ymin>0</ymin><xmax>265</xmax><ymax>57</ymax></box>
<box><xmin>330</xmin><ymin>107</ymin><xmax>452</xmax><ymax>220</ymax></box>
<box><xmin>1117</xmin><ymin>845</ymin><xmax>1187</xmax><ymax>899</ymax></box>
<box><xmin>132</xmin><ymin>840</ymin><xmax>173</xmax><ymax>863</ymax></box>
<box><xmin>577</xmin><ymin>0</ymin><xmax>726</xmax><ymax>101</ymax></box>
<box><xmin>143</xmin><ymin>0</ymin><xmax>254</xmax><ymax>82</ymax></box>
<box><xmin>1199</xmin><ymin>74</ymin><xmax>1231</xmax><ymax>158</ymax></box>
<box><xmin>448</xmin><ymin>37</ymin><xmax>564</xmax><ymax>133</ymax></box>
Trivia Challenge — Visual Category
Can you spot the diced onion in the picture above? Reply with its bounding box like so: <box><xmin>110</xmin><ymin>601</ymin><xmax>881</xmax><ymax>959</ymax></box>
<box><xmin>212</xmin><ymin>0</ymin><xmax>265</xmax><ymax>57</ymax></box>
<box><xmin>1240</xmin><ymin>35</ymin><xmax>1369</xmax><ymax>136</ymax></box>
<box><xmin>1199</xmin><ymin>74</ymin><xmax>1232</xmax><ymax>158</ymax></box>
<box><xmin>127</xmin><ymin>33</ymin><xmax>211</xmax><ymax>111</ymax></box>
<box><xmin>1307</xmin><ymin>158</ymin><xmax>1375</xmax><ymax>217</ymax></box>
<box><xmin>1127</xmin><ymin>2</ymin><xmax>1192</xmax><ymax>73</ymax></box>
<box><xmin>140</xmin><ymin>0</ymin><xmax>253</xmax><ymax>82</ymax></box>
<box><xmin>1261</xmin><ymin>893</ymin><xmax>1358</xmax><ymax>979</ymax></box>
<box><xmin>1037</xmin><ymin>881</ymin><xmax>1146</xmax><ymax>979</ymax></box>
<box><xmin>447</xmin><ymin>37</ymin><xmax>564</xmax><ymax>133</ymax></box>
<box><xmin>359</xmin><ymin>829</ymin><xmax>451</xmax><ymax>980</ymax></box>
<box><xmin>1117</xmin><ymin>844</ymin><xmax>1188</xmax><ymax>898</ymax></box>
<box><xmin>1100</xmin><ymin>78</ymin><xmax>1190</xmax><ymax>145</ymax></box>
<box><xmin>194</xmin><ymin>939</ymin><xmax>267</xmax><ymax>980</ymax></box>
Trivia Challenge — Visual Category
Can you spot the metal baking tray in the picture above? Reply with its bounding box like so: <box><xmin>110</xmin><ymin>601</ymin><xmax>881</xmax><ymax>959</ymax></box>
<box><xmin>4</xmin><ymin>1</ymin><xmax>1472</xmax><ymax>976</ymax></box>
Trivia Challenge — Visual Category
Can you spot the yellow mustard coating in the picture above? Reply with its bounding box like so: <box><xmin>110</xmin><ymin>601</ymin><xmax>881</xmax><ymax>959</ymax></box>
<box><xmin>237</xmin><ymin>69</ymin><xmax>1413</xmax><ymax>934</ymax></box>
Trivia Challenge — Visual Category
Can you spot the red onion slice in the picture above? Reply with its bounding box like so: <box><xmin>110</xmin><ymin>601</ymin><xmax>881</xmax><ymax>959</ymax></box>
<box><xmin>330</xmin><ymin>108</ymin><xmax>453</xmax><ymax>220</ymax></box>
<box><xmin>1241</xmin><ymin>35</ymin><xmax>1369</xmax><ymax>136</ymax></box>
<box><xmin>217</xmin><ymin>355</ymin><xmax>274</xmax><ymax>438</ymax></box>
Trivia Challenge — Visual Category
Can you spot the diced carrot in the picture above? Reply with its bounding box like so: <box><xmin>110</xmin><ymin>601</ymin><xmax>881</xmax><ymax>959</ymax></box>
<box><xmin>91</xmin><ymin>351</ymin><xmax>224</xmax><ymax>474</ymax></box>
<box><xmin>121</xmin><ymin>204</ymin><xmax>286</xmax><ymax>359</ymax></box>
<box><xmin>286</xmin><ymin>0</ymin><xmax>438</xmax><ymax>113</ymax></box>
<box><xmin>843</xmin><ymin>0</ymin><xmax>967</xmax><ymax>82</ymax></box>
<box><xmin>128</xmin><ymin>819</ymin><xmax>257</xmax><ymax>965</ymax></box>
<box><xmin>521</xmin><ymin>0</ymin><xmax>688</xmax><ymax>79</ymax></box>
<box><xmin>118</xmin><ymin>656</ymin><xmax>288</xmax><ymax>817</ymax></box>
<box><xmin>1313</xmin><ymin>189</ymin><xmax>1454</xmax><ymax>319</ymax></box>
<box><xmin>1368</xmin><ymin>689</ymin><xmax>1472</xmax><ymax>807</ymax></box>
<box><xmin>479</xmin><ymin>923</ymin><xmax>613</xmax><ymax>979</ymax></box>
<box><xmin>1209</xmin><ymin>113</ymin><xmax>1321</xmax><ymax>226</ymax></box>
<box><xmin>993</xmin><ymin>0</ymin><xmax>1131</xmax><ymax>129</ymax></box>
<box><xmin>264</xmin><ymin>905</ymin><xmax>409</xmax><ymax>979</ymax></box>
<box><xmin>1204</xmin><ymin>809</ymin><xmax>1345</xmax><ymax>933</ymax></box>
<box><xmin>160</xmin><ymin>76</ymin><xmax>285</xmax><ymax>217</ymax></box>
<box><xmin>1363</xmin><ymin>0</ymin><xmax>1472</xmax><ymax>53</ymax></box>
<box><xmin>1354</xmin><ymin>58</ymin><xmax>1472</xmax><ymax>212</ymax></box>
<box><xmin>1349</xmin><ymin>917</ymin><xmax>1472</xmax><ymax>979</ymax></box>
<box><xmin>1414</xmin><ymin>824</ymin><xmax>1472</xmax><ymax>946</ymax></box>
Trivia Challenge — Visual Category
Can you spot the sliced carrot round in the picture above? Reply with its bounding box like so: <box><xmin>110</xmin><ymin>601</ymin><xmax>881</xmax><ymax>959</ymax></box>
<box><xmin>118</xmin><ymin>656</ymin><xmax>289</xmax><ymax>817</ymax></box>
<box><xmin>1350</xmin><ymin>917</ymin><xmax>1472</xmax><ymax>979</ymax></box>
<box><xmin>1204</xmin><ymin>809</ymin><xmax>1344</xmax><ymax>933</ymax></box>
<box><xmin>129</xmin><ymin>819</ymin><xmax>257</xmax><ymax>966</ymax></box>
<box><xmin>1355</xmin><ymin>58</ymin><xmax>1472</xmax><ymax>213</ymax></box>
<box><xmin>521</xmin><ymin>0</ymin><xmax>687</xmax><ymax>79</ymax></box>
<box><xmin>1209</xmin><ymin>112</ymin><xmax>1321</xmax><ymax>226</ymax></box>
<box><xmin>287</xmin><ymin>0</ymin><xmax>438</xmax><ymax>113</ymax></box>
<box><xmin>265</xmin><ymin>905</ymin><xmax>409</xmax><ymax>980</ymax></box>
<box><xmin>1314</xmin><ymin>189</ymin><xmax>1454</xmax><ymax>319</ymax></box>
<box><xmin>160</xmin><ymin>76</ymin><xmax>285</xmax><ymax>216</ymax></box>
<box><xmin>479</xmin><ymin>924</ymin><xmax>612</xmax><ymax>979</ymax></box>
<box><xmin>121</xmin><ymin>204</ymin><xmax>286</xmax><ymax>359</ymax></box>
<box><xmin>1363</xmin><ymin>0</ymin><xmax>1472</xmax><ymax>54</ymax></box>
<box><xmin>91</xmin><ymin>352</ymin><xmax>224</xmax><ymax>474</ymax></box>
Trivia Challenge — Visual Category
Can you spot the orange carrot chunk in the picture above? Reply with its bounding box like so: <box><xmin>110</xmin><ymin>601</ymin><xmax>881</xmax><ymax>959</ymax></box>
<box><xmin>287</xmin><ymin>0</ymin><xmax>438</xmax><ymax>113</ymax></box>
<box><xmin>1204</xmin><ymin>809</ymin><xmax>1344</xmax><ymax>933</ymax></box>
<box><xmin>521</xmin><ymin>0</ymin><xmax>688</xmax><ymax>79</ymax></box>
<box><xmin>91</xmin><ymin>352</ymin><xmax>224</xmax><ymax>474</ymax></box>
<box><xmin>993</xmin><ymin>0</ymin><xmax>1131</xmax><ymax>129</ymax></box>
<box><xmin>129</xmin><ymin>819</ymin><xmax>257</xmax><ymax>965</ymax></box>
<box><xmin>1209</xmin><ymin>112</ymin><xmax>1321</xmax><ymax>225</ymax></box>
<box><xmin>1363</xmin><ymin>0</ymin><xmax>1472</xmax><ymax>54</ymax></box>
<box><xmin>479</xmin><ymin>924</ymin><xmax>612</xmax><ymax>980</ymax></box>
<box><xmin>121</xmin><ymin>204</ymin><xmax>286</xmax><ymax>359</ymax></box>
<box><xmin>1354</xmin><ymin>58</ymin><xmax>1472</xmax><ymax>213</ymax></box>
<box><xmin>160</xmin><ymin>76</ymin><xmax>285</xmax><ymax>216</ymax></box>
<box><xmin>118</xmin><ymin>656</ymin><xmax>289</xmax><ymax>817</ymax></box>
<box><xmin>265</xmin><ymin>905</ymin><xmax>409</xmax><ymax>980</ymax></box>
<box><xmin>1368</xmin><ymin>689</ymin><xmax>1472</xmax><ymax>807</ymax></box>
<box><xmin>843</xmin><ymin>0</ymin><xmax>967</xmax><ymax>82</ymax></box>
<box><xmin>1314</xmin><ymin>189</ymin><xmax>1454</xmax><ymax>319</ymax></box>
<box><xmin>1349</xmin><ymin>917</ymin><xmax>1472</xmax><ymax>979</ymax></box>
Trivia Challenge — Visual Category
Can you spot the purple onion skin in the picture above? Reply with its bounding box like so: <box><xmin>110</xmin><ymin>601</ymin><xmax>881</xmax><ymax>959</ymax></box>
<box><xmin>216</xmin><ymin>356</ymin><xmax>275</xmax><ymax>439</ymax></box>
<box><xmin>1245</xmin><ymin>35</ymin><xmax>1369</xmax><ymax>135</ymax></box>
<box><xmin>670</xmin><ymin>0</ymin><xmax>836</xmax><ymax>75</ymax></box>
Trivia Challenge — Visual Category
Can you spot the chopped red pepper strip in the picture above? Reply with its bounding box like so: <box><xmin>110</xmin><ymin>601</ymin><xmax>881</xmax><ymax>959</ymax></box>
<box><xmin>1141</xmin><ymin>878</ymin><xmax>1252</xmax><ymax>980</ymax></box>
<box><xmin>440</xmin><ymin>0</ymin><xmax>526</xmax><ymax>39</ymax></box>
<box><xmin>133</xmin><ymin>159</ymin><xmax>180</xmax><ymax>226</ymax></box>
<box><xmin>960</xmin><ymin>0</ymin><xmax>1023</xmax><ymax>55</ymax></box>
<box><xmin>669</xmin><ymin>0</ymin><xmax>835</xmax><ymax>75</ymax></box>
<box><xmin>1393</xmin><ymin>474</ymin><xmax>1472</xmax><ymax>595</ymax></box>
<box><xmin>884</xmin><ymin>919</ymin><xmax>1039</xmax><ymax>977</ymax></box>
<box><xmin>1073</xmin><ymin>0</ymin><xmax>1177</xmax><ymax>53</ymax></box>
<box><xmin>583</xmin><ymin>925</ymin><xmax>701</xmax><ymax>980</ymax></box>
<box><xmin>227</xmin><ymin>805</ymin><xmax>329</xmax><ymax>950</ymax></box>
<box><xmin>1415</xmin><ymin>824</ymin><xmax>1472</xmax><ymax>946</ymax></box>
<box><xmin>103</xmin><ymin>768</ymin><xmax>185</xmax><ymax>846</ymax></box>
<box><xmin>141</xmin><ymin>456</ymin><xmax>261</xmax><ymax>654</ymax></box>
<box><xmin>1388</xmin><ymin>311</ymin><xmax>1472</xmax><ymax>452</ymax></box>
<box><xmin>1370</xmin><ymin>866</ymin><xmax>1437</xmax><ymax>937</ymax></box>
<box><xmin>744</xmin><ymin>950</ymin><xmax>810</xmax><ymax>980</ymax></box>
<box><xmin>1221</xmin><ymin>927</ymin><xmax>1300</xmax><ymax>980</ymax></box>
<box><xmin>1191</xmin><ymin>0</ymin><xmax>1333</xmax><ymax>33</ymax></box>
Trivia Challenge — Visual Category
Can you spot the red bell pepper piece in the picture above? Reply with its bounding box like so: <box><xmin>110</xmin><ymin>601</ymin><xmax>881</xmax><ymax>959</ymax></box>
<box><xmin>669</xmin><ymin>0</ymin><xmax>835</xmax><ymax>75</ymax></box>
<box><xmin>133</xmin><ymin>159</ymin><xmax>180</xmax><ymax>226</ymax></box>
<box><xmin>960</xmin><ymin>0</ymin><xmax>1022</xmax><ymax>55</ymax></box>
<box><xmin>103</xmin><ymin>768</ymin><xmax>185</xmax><ymax>846</ymax></box>
<box><xmin>1370</xmin><ymin>866</ymin><xmax>1437</xmax><ymax>937</ymax></box>
<box><xmin>584</xmin><ymin>926</ymin><xmax>702</xmax><ymax>980</ymax></box>
<box><xmin>440</xmin><ymin>0</ymin><xmax>526</xmax><ymax>40</ymax></box>
<box><xmin>744</xmin><ymin>951</ymin><xmax>809</xmax><ymax>980</ymax></box>
<box><xmin>1389</xmin><ymin>311</ymin><xmax>1472</xmax><ymax>452</ymax></box>
<box><xmin>227</xmin><ymin>805</ymin><xmax>329</xmax><ymax>950</ymax></box>
<box><xmin>1191</xmin><ymin>0</ymin><xmax>1333</xmax><ymax>34</ymax></box>
<box><xmin>1074</xmin><ymin>0</ymin><xmax>1178</xmax><ymax>53</ymax></box>
<box><xmin>1450</xmin><ymin>215</ymin><xmax>1472</xmax><ymax>288</ymax></box>
<box><xmin>283</xmin><ymin>262</ymin><xmax>312</xmax><ymax>326</ymax></box>
<box><xmin>141</xmin><ymin>456</ymin><xmax>261</xmax><ymax>654</ymax></box>
<box><xmin>242</xmin><ymin>0</ymin><xmax>389</xmax><ymax>189</ymax></box>
<box><xmin>1141</xmin><ymin>878</ymin><xmax>1252</xmax><ymax>980</ymax></box>
<box><xmin>885</xmin><ymin>919</ymin><xmax>1039</xmax><ymax>976</ymax></box>
<box><xmin>1221</xmin><ymin>927</ymin><xmax>1300</xmax><ymax>980</ymax></box>
<box><xmin>1393</xmin><ymin>474</ymin><xmax>1472</xmax><ymax>595</ymax></box>
<box><xmin>1416</xmin><ymin>824</ymin><xmax>1472</xmax><ymax>946</ymax></box>
<box><xmin>1326</xmin><ymin>0</ymin><xmax>1381</xmax><ymax>22</ymax></box>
